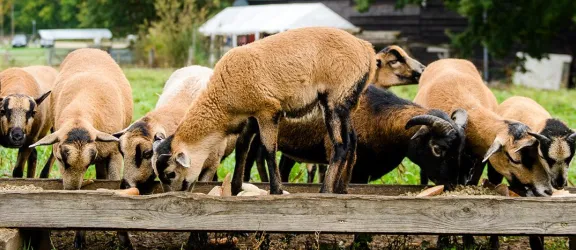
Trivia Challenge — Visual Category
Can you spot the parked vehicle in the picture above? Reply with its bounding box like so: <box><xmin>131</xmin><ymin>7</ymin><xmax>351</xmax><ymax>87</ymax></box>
<box><xmin>11</xmin><ymin>34</ymin><xmax>27</xmax><ymax>48</ymax></box>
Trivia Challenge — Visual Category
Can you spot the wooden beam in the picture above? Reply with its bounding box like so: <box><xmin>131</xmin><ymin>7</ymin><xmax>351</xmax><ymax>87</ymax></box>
<box><xmin>0</xmin><ymin>179</ymin><xmax>428</xmax><ymax>195</ymax></box>
<box><xmin>0</xmin><ymin>191</ymin><xmax>575</xmax><ymax>235</ymax></box>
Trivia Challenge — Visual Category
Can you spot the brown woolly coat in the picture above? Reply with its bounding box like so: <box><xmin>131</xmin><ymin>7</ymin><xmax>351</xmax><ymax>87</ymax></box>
<box><xmin>166</xmin><ymin>27</ymin><xmax>378</xmax><ymax>183</ymax></box>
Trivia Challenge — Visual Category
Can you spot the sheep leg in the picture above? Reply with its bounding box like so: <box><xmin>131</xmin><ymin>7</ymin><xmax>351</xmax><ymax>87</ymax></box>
<box><xmin>279</xmin><ymin>155</ymin><xmax>296</xmax><ymax>183</ymax></box>
<box><xmin>256</xmin><ymin>146</ymin><xmax>269</xmax><ymax>182</ymax></box>
<box><xmin>489</xmin><ymin>236</ymin><xmax>500</xmax><ymax>250</ymax></box>
<box><xmin>306</xmin><ymin>164</ymin><xmax>317</xmax><ymax>183</ymax></box>
<box><xmin>420</xmin><ymin>172</ymin><xmax>429</xmax><ymax>185</ymax></box>
<box><xmin>529</xmin><ymin>236</ymin><xmax>544</xmax><ymax>250</ymax></box>
<box><xmin>39</xmin><ymin>152</ymin><xmax>55</xmax><ymax>178</ymax></box>
<box><xmin>106</xmin><ymin>153</ymin><xmax>122</xmax><ymax>181</ymax></box>
<box><xmin>74</xmin><ymin>230</ymin><xmax>86</xmax><ymax>249</ymax></box>
<box><xmin>318</xmin><ymin>164</ymin><xmax>327</xmax><ymax>183</ymax></box>
<box><xmin>319</xmin><ymin>106</ymin><xmax>347</xmax><ymax>193</ymax></box>
<box><xmin>12</xmin><ymin>147</ymin><xmax>32</xmax><ymax>178</ymax></box>
<box><xmin>487</xmin><ymin>161</ymin><xmax>504</xmax><ymax>185</ymax></box>
<box><xmin>242</xmin><ymin>135</ymin><xmax>262</xmax><ymax>182</ymax></box>
<box><xmin>335</xmin><ymin>128</ymin><xmax>357</xmax><ymax>194</ymax></box>
<box><xmin>257</xmin><ymin>116</ymin><xmax>283</xmax><ymax>195</ymax></box>
<box><xmin>232</xmin><ymin>118</ymin><xmax>258</xmax><ymax>195</ymax></box>
<box><xmin>26</xmin><ymin>148</ymin><xmax>37</xmax><ymax>178</ymax></box>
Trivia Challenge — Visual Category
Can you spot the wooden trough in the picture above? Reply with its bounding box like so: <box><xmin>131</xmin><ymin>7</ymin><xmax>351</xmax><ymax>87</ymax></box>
<box><xmin>1</xmin><ymin>179</ymin><xmax>576</xmax><ymax>249</ymax></box>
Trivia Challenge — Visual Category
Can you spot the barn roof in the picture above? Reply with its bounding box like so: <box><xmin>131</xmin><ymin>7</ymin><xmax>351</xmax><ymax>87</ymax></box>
<box><xmin>38</xmin><ymin>29</ymin><xmax>113</xmax><ymax>41</ymax></box>
<box><xmin>199</xmin><ymin>3</ymin><xmax>358</xmax><ymax>36</ymax></box>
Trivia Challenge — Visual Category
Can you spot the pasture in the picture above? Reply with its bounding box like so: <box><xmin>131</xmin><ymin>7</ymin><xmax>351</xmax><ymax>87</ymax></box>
<box><xmin>1</xmin><ymin>66</ymin><xmax>575</xmax><ymax>186</ymax></box>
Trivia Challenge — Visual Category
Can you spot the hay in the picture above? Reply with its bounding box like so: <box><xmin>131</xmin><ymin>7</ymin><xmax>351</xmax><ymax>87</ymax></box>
<box><xmin>402</xmin><ymin>185</ymin><xmax>500</xmax><ymax>197</ymax></box>
<box><xmin>0</xmin><ymin>184</ymin><xmax>43</xmax><ymax>191</ymax></box>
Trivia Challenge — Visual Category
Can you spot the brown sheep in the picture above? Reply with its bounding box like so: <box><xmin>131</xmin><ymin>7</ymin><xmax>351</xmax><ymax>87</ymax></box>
<box><xmin>0</xmin><ymin>66</ymin><xmax>57</xmax><ymax>178</ymax></box>
<box><xmin>152</xmin><ymin>27</ymin><xmax>415</xmax><ymax>195</ymax></box>
<box><xmin>114</xmin><ymin>66</ymin><xmax>236</xmax><ymax>193</ymax></box>
<box><xmin>496</xmin><ymin>96</ymin><xmax>576</xmax><ymax>189</ymax></box>
<box><xmin>414</xmin><ymin>59</ymin><xmax>552</xmax><ymax>197</ymax></box>
<box><xmin>30</xmin><ymin>48</ymin><xmax>133</xmax><ymax>249</ymax></box>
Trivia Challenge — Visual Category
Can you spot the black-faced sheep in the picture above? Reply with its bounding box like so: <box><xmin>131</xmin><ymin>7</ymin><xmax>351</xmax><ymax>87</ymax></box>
<box><xmin>30</xmin><ymin>48</ymin><xmax>133</xmax><ymax>249</ymax></box>
<box><xmin>247</xmin><ymin>85</ymin><xmax>467</xmax><ymax>187</ymax></box>
<box><xmin>114</xmin><ymin>66</ymin><xmax>236</xmax><ymax>193</ymax></box>
<box><xmin>0</xmin><ymin>66</ymin><xmax>57</xmax><ymax>178</ymax></box>
<box><xmin>152</xmin><ymin>27</ymin><xmax>411</xmax><ymax>194</ymax></box>
<box><xmin>413</xmin><ymin>59</ymin><xmax>553</xmax><ymax>196</ymax></box>
<box><xmin>496</xmin><ymin>96</ymin><xmax>576</xmax><ymax>189</ymax></box>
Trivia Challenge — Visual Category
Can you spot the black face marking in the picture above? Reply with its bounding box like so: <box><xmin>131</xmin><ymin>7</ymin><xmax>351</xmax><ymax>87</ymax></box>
<box><xmin>129</xmin><ymin>121</ymin><xmax>150</xmax><ymax>137</ymax></box>
<box><xmin>61</xmin><ymin>149</ymin><xmax>71</xmax><ymax>169</ymax></box>
<box><xmin>25</xmin><ymin>99</ymin><xmax>36</xmax><ymax>120</ymax></box>
<box><xmin>65</xmin><ymin>128</ymin><xmax>93</xmax><ymax>143</ymax></box>
<box><xmin>541</xmin><ymin>119</ymin><xmax>572</xmax><ymax>137</ymax></box>
<box><xmin>505</xmin><ymin>151</ymin><xmax>522</xmax><ymax>165</ymax></box>
<box><xmin>382</xmin><ymin>48</ymin><xmax>406</xmax><ymax>64</ymax></box>
<box><xmin>155</xmin><ymin>135</ymin><xmax>174</xmax><ymax>174</ymax></box>
<box><xmin>2</xmin><ymin>98</ymin><xmax>11</xmax><ymax>121</ymax></box>
<box><xmin>135</xmin><ymin>144</ymin><xmax>142</xmax><ymax>168</ymax></box>
<box><xmin>505</xmin><ymin>121</ymin><xmax>529</xmax><ymax>140</ymax></box>
<box><xmin>118</xmin><ymin>142</ymin><xmax>124</xmax><ymax>156</ymax></box>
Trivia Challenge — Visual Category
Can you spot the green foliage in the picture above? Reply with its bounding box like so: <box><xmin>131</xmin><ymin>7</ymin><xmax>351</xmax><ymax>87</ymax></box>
<box><xmin>13</xmin><ymin>0</ymin><xmax>80</xmax><ymax>33</ymax></box>
<box><xmin>76</xmin><ymin>0</ymin><xmax>157</xmax><ymax>36</ymax></box>
<box><xmin>136</xmin><ymin>0</ymin><xmax>229</xmax><ymax>67</ymax></box>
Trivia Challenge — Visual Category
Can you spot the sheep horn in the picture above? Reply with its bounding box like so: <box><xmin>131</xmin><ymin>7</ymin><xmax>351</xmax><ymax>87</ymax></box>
<box><xmin>406</xmin><ymin>115</ymin><xmax>454</xmax><ymax>135</ymax></box>
<box><xmin>528</xmin><ymin>132</ymin><xmax>550</xmax><ymax>145</ymax></box>
<box><xmin>567</xmin><ymin>132</ymin><xmax>576</xmax><ymax>143</ymax></box>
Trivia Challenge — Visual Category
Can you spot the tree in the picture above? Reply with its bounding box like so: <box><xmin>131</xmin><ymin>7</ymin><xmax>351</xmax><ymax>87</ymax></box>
<box><xmin>355</xmin><ymin>0</ymin><xmax>576</xmax><ymax>84</ymax></box>
<box><xmin>77</xmin><ymin>0</ymin><xmax>157</xmax><ymax>36</ymax></box>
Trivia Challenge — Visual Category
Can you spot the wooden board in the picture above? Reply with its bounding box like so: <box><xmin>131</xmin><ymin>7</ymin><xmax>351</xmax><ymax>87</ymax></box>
<box><xmin>0</xmin><ymin>179</ymin><xmax>428</xmax><ymax>195</ymax></box>
<box><xmin>0</xmin><ymin>191</ymin><xmax>576</xmax><ymax>235</ymax></box>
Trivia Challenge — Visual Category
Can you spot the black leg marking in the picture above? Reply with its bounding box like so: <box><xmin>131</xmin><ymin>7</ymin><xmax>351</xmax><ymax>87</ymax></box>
<box><xmin>26</xmin><ymin>148</ymin><xmax>38</xmax><ymax>178</ymax></box>
<box><xmin>186</xmin><ymin>232</ymin><xmax>208</xmax><ymax>250</ymax></box>
<box><xmin>74</xmin><ymin>230</ymin><xmax>86</xmax><ymax>249</ymax></box>
<box><xmin>279</xmin><ymin>155</ymin><xmax>296</xmax><ymax>183</ymax></box>
<box><xmin>307</xmin><ymin>164</ymin><xmax>317</xmax><ymax>183</ymax></box>
<box><xmin>529</xmin><ymin>236</ymin><xmax>544</xmax><ymax>250</ymax></box>
<box><xmin>232</xmin><ymin>118</ymin><xmax>258</xmax><ymax>195</ymax></box>
<box><xmin>255</xmin><ymin>146</ymin><xmax>269</xmax><ymax>182</ymax></box>
<box><xmin>243</xmin><ymin>135</ymin><xmax>260</xmax><ymax>182</ymax></box>
<box><xmin>40</xmin><ymin>152</ymin><xmax>55</xmax><ymax>178</ymax></box>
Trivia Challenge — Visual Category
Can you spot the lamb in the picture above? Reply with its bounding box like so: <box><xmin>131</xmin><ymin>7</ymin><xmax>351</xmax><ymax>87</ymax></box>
<box><xmin>0</xmin><ymin>66</ymin><xmax>57</xmax><ymax>178</ymax></box>
<box><xmin>153</xmin><ymin>27</ymin><xmax>422</xmax><ymax>194</ymax></box>
<box><xmin>29</xmin><ymin>48</ymin><xmax>133</xmax><ymax>249</ymax></box>
<box><xmin>114</xmin><ymin>66</ymin><xmax>236</xmax><ymax>193</ymax></box>
<box><xmin>413</xmin><ymin>59</ymin><xmax>553</xmax><ymax>196</ymax></box>
<box><xmin>496</xmin><ymin>96</ymin><xmax>576</xmax><ymax>189</ymax></box>
<box><xmin>247</xmin><ymin>85</ymin><xmax>468</xmax><ymax>187</ymax></box>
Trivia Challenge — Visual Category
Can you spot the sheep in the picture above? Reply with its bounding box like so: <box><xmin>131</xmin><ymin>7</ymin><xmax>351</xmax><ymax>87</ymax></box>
<box><xmin>0</xmin><ymin>66</ymin><xmax>57</xmax><ymax>178</ymax></box>
<box><xmin>496</xmin><ymin>96</ymin><xmax>576</xmax><ymax>189</ymax></box>
<box><xmin>246</xmin><ymin>85</ymin><xmax>468</xmax><ymax>187</ymax></box>
<box><xmin>153</xmin><ymin>27</ymin><xmax>424</xmax><ymax>195</ymax></box>
<box><xmin>413</xmin><ymin>59</ymin><xmax>553</xmax><ymax>197</ymax></box>
<box><xmin>114</xmin><ymin>66</ymin><xmax>236</xmax><ymax>193</ymax></box>
<box><xmin>29</xmin><ymin>48</ymin><xmax>133</xmax><ymax>249</ymax></box>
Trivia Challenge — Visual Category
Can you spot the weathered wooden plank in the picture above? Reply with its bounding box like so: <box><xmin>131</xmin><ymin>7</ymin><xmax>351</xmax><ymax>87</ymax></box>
<box><xmin>0</xmin><ymin>179</ymin><xmax>428</xmax><ymax>195</ymax></box>
<box><xmin>0</xmin><ymin>191</ymin><xmax>576</xmax><ymax>235</ymax></box>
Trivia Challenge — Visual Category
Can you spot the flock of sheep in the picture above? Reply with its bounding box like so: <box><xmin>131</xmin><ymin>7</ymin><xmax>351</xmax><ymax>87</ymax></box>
<box><xmin>0</xmin><ymin>26</ymin><xmax>575</xmax><ymax>248</ymax></box>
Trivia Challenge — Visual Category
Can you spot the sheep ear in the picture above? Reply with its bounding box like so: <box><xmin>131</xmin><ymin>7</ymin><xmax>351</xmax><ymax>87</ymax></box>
<box><xmin>410</xmin><ymin>126</ymin><xmax>430</xmax><ymax>140</ymax></box>
<box><xmin>95</xmin><ymin>132</ymin><xmax>119</xmax><ymax>142</ymax></box>
<box><xmin>451</xmin><ymin>109</ymin><xmax>468</xmax><ymax>129</ymax></box>
<box><xmin>376</xmin><ymin>59</ymin><xmax>382</xmax><ymax>68</ymax></box>
<box><xmin>483</xmin><ymin>139</ymin><xmax>502</xmax><ymax>163</ymax></box>
<box><xmin>112</xmin><ymin>127</ymin><xmax>129</xmax><ymax>138</ymax></box>
<box><xmin>175</xmin><ymin>152</ymin><xmax>190</xmax><ymax>168</ymax></box>
<box><xmin>35</xmin><ymin>91</ymin><xmax>51</xmax><ymax>105</ymax></box>
<box><xmin>30</xmin><ymin>132</ymin><xmax>60</xmax><ymax>148</ymax></box>
<box><xmin>154</xmin><ymin>132</ymin><xmax>166</xmax><ymax>141</ymax></box>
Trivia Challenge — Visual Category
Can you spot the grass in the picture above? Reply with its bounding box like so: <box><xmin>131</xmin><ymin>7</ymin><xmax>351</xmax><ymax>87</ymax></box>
<box><xmin>1</xmin><ymin>67</ymin><xmax>576</xmax><ymax>186</ymax></box>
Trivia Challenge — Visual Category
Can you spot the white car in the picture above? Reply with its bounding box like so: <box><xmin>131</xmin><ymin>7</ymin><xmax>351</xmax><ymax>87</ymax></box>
<box><xmin>11</xmin><ymin>34</ymin><xmax>27</xmax><ymax>48</ymax></box>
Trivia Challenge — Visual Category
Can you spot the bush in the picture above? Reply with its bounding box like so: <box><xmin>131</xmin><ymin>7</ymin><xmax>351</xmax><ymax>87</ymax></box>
<box><xmin>136</xmin><ymin>0</ymin><xmax>227</xmax><ymax>67</ymax></box>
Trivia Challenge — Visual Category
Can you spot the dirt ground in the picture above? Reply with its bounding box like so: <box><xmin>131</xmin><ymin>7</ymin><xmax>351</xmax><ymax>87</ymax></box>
<box><xmin>45</xmin><ymin>230</ymin><xmax>569</xmax><ymax>250</ymax></box>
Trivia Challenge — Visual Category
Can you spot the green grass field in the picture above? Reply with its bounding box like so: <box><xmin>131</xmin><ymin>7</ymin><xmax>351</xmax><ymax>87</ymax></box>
<box><xmin>1</xmin><ymin>67</ymin><xmax>575</xmax><ymax>186</ymax></box>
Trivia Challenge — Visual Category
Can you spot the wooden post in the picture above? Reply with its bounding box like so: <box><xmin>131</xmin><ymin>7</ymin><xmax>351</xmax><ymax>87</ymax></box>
<box><xmin>148</xmin><ymin>48</ymin><xmax>155</xmax><ymax>68</ymax></box>
<box><xmin>255</xmin><ymin>32</ymin><xmax>260</xmax><ymax>40</ymax></box>
<box><xmin>232</xmin><ymin>35</ymin><xmax>237</xmax><ymax>48</ymax></box>
<box><xmin>209</xmin><ymin>34</ymin><xmax>215</xmax><ymax>67</ymax></box>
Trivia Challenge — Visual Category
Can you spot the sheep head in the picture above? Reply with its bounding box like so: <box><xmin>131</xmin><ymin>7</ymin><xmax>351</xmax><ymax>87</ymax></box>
<box><xmin>114</xmin><ymin>119</ymin><xmax>161</xmax><ymax>193</ymax></box>
<box><xmin>484</xmin><ymin>121</ymin><xmax>553</xmax><ymax>197</ymax></box>
<box><xmin>374</xmin><ymin>45</ymin><xmax>425</xmax><ymax>88</ymax></box>
<box><xmin>0</xmin><ymin>92</ymin><xmax>51</xmax><ymax>147</ymax></box>
<box><xmin>30</xmin><ymin>121</ymin><xmax>118</xmax><ymax>190</ymax></box>
<box><xmin>528</xmin><ymin>119</ymin><xmax>576</xmax><ymax>189</ymax></box>
<box><xmin>405</xmin><ymin>108</ymin><xmax>468</xmax><ymax>187</ymax></box>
